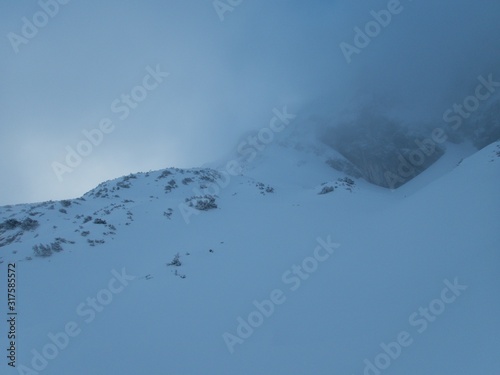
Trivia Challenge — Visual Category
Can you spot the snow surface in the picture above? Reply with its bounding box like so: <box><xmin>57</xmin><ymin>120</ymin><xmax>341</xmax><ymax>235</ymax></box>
<box><xmin>0</xmin><ymin>139</ymin><xmax>499</xmax><ymax>375</ymax></box>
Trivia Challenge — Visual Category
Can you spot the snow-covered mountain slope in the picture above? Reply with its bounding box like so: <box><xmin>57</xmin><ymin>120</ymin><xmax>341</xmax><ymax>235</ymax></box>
<box><xmin>0</xmin><ymin>140</ymin><xmax>499</xmax><ymax>375</ymax></box>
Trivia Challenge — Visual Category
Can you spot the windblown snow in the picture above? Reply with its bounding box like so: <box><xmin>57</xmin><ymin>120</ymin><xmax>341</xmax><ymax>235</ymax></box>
<box><xmin>1</xmin><ymin>138</ymin><xmax>499</xmax><ymax>375</ymax></box>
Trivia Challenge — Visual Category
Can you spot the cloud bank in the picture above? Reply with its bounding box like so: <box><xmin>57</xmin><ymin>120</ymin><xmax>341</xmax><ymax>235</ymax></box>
<box><xmin>0</xmin><ymin>0</ymin><xmax>499</xmax><ymax>204</ymax></box>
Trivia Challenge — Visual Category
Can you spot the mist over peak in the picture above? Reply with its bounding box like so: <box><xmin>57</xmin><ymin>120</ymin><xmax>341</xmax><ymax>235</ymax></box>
<box><xmin>1</xmin><ymin>0</ymin><xmax>500</xmax><ymax>204</ymax></box>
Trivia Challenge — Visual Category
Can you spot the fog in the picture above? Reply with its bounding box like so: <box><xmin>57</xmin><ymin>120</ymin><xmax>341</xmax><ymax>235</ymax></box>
<box><xmin>1</xmin><ymin>0</ymin><xmax>499</xmax><ymax>204</ymax></box>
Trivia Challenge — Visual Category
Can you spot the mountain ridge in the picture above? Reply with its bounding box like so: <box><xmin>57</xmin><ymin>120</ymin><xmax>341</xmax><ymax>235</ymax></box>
<box><xmin>0</xmin><ymin>140</ymin><xmax>498</xmax><ymax>375</ymax></box>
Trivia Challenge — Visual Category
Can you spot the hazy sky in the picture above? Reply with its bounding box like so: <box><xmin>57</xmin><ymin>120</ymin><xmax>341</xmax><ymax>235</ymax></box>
<box><xmin>1</xmin><ymin>0</ymin><xmax>499</xmax><ymax>205</ymax></box>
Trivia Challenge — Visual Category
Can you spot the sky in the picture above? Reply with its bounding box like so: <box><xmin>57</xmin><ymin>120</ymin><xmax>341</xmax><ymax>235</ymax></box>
<box><xmin>1</xmin><ymin>0</ymin><xmax>499</xmax><ymax>205</ymax></box>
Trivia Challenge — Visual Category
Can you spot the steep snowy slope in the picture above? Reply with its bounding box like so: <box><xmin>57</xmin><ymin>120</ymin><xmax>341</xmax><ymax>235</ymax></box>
<box><xmin>0</xmin><ymin>140</ymin><xmax>499</xmax><ymax>375</ymax></box>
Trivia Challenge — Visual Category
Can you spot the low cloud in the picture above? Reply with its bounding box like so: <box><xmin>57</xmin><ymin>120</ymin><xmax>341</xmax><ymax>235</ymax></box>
<box><xmin>1</xmin><ymin>0</ymin><xmax>499</xmax><ymax>204</ymax></box>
